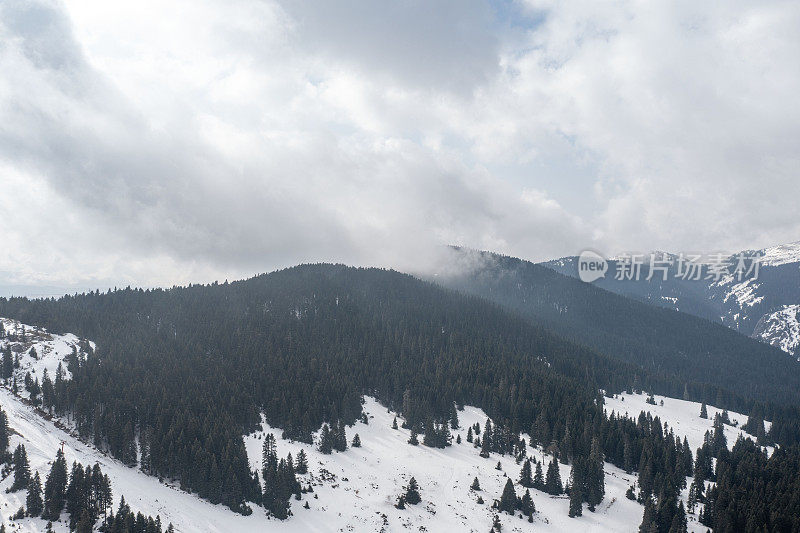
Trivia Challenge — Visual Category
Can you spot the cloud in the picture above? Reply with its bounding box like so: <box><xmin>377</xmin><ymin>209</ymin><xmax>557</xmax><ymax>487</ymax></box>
<box><xmin>0</xmin><ymin>0</ymin><xmax>798</xmax><ymax>292</ymax></box>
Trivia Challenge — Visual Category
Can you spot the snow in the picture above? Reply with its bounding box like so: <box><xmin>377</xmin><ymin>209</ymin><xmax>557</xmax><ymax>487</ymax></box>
<box><xmin>242</xmin><ymin>397</ymin><xmax>655</xmax><ymax>533</ymax></box>
<box><xmin>758</xmin><ymin>241</ymin><xmax>800</xmax><ymax>266</ymax></box>
<box><xmin>0</xmin><ymin>320</ymin><xmax>769</xmax><ymax>532</ymax></box>
<box><xmin>604</xmin><ymin>392</ymin><xmax>772</xmax><ymax>456</ymax></box>
<box><xmin>753</xmin><ymin>305</ymin><xmax>800</xmax><ymax>360</ymax></box>
<box><xmin>719</xmin><ymin>278</ymin><xmax>764</xmax><ymax>308</ymax></box>
<box><xmin>0</xmin><ymin>318</ymin><xmax>95</xmax><ymax>398</ymax></box>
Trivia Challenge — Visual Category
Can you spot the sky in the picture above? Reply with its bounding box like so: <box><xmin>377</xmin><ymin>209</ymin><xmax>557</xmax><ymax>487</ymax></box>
<box><xmin>0</xmin><ymin>0</ymin><xmax>799</xmax><ymax>295</ymax></box>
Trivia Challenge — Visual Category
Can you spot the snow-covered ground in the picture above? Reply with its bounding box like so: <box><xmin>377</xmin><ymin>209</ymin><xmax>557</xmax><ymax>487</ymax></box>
<box><xmin>753</xmin><ymin>305</ymin><xmax>800</xmax><ymax>360</ymax></box>
<box><xmin>0</xmin><ymin>318</ymin><xmax>95</xmax><ymax>397</ymax></box>
<box><xmin>604</xmin><ymin>391</ymin><xmax>772</xmax><ymax>457</ymax></box>
<box><xmin>759</xmin><ymin>240</ymin><xmax>800</xmax><ymax>267</ymax></box>
<box><xmin>0</xmin><ymin>319</ymin><xmax>768</xmax><ymax>532</ymax></box>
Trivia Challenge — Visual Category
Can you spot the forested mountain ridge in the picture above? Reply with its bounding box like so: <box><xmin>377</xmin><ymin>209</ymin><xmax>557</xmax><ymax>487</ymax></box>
<box><xmin>436</xmin><ymin>248</ymin><xmax>800</xmax><ymax>412</ymax></box>
<box><xmin>0</xmin><ymin>264</ymin><xmax>658</xmax><ymax>513</ymax></box>
<box><xmin>1</xmin><ymin>264</ymin><xmax>799</xmax><ymax>531</ymax></box>
<box><xmin>544</xmin><ymin>241</ymin><xmax>800</xmax><ymax>360</ymax></box>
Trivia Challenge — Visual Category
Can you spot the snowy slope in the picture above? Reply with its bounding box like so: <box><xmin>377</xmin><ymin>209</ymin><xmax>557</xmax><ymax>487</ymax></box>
<box><xmin>543</xmin><ymin>240</ymin><xmax>800</xmax><ymax>358</ymax></box>
<box><xmin>0</xmin><ymin>318</ymin><xmax>95</xmax><ymax>396</ymax></box>
<box><xmin>752</xmin><ymin>305</ymin><xmax>800</xmax><ymax>360</ymax></box>
<box><xmin>604</xmin><ymin>392</ymin><xmax>772</xmax><ymax>457</ymax></box>
<box><xmin>2</xmin><ymin>388</ymin><xmax>712</xmax><ymax>533</ymax></box>
<box><xmin>0</xmin><ymin>320</ymin><xmax>768</xmax><ymax>532</ymax></box>
<box><xmin>759</xmin><ymin>241</ymin><xmax>800</xmax><ymax>266</ymax></box>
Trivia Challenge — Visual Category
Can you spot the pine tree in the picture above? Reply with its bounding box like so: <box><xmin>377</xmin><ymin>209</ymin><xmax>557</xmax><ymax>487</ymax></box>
<box><xmin>533</xmin><ymin>461</ymin><xmax>544</xmax><ymax>490</ymax></box>
<box><xmin>75</xmin><ymin>509</ymin><xmax>93</xmax><ymax>533</ymax></box>
<box><xmin>0</xmin><ymin>408</ymin><xmax>8</xmax><ymax>457</ymax></box>
<box><xmin>545</xmin><ymin>458</ymin><xmax>563</xmax><ymax>495</ymax></box>
<box><xmin>334</xmin><ymin>420</ymin><xmax>348</xmax><ymax>452</ymax></box>
<box><xmin>392</xmin><ymin>417</ymin><xmax>398</xmax><ymax>430</ymax></box>
<box><xmin>42</xmin><ymin>449</ymin><xmax>68</xmax><ymax>521</ymax></box>
<box><xmin>404</xmin><ymin>477</ymin><xmax>421</xmax><ymax>505</ymax></box>
<box><xmin>408</xmin><ymin>428</ymin><xmax>419</xmax><ymax>446</ymax></box>
<box><xmin>699</xmin><ymin>402</ymin><xmax>708</xmax><ymax>419</ymax></box>
<box><xmin>639</xmin><ymin>498</ymin><xmax>658</xmax><ymax>533</ymax></box>
<box><xmin>499</xmin><ymin>478</ymin><xmax>517</xmax><ymax>515</ymax></box>
<box><xmin>480</xmin><ymin>429</ymin><xmax>491</xmax><ymax>458</ymax></box>
<box><xmin>669</xmin><ymin>501</ymin><xmax>688</xmax><ymax>533</ymax></box>
<box><xmin>351</xmin><ymin>434</ymin><xmax>361</xmax><ymax>447</ymax></box>
<box><xmin>65</xmin><ymin>461</ymin><xmax>86</xmax><ymax>529</ymax></box>
<box><xmin>470</xmin><ymin>477</ymin><xmax>480</xmax><ymax>491</ymax></box>
<box><xmin>318</xmin><ymin>424</ymin><xmax>333</xmax><ymax>454</ymax></box>
<box><xmin>586</xmin><ymin>437</ymin><xmax>605</xmax><ymax>510</ymax></box>
<box><xmin>568</xmin><ymin>482</ymin><xmax>583</xmax><ymax>517</ymax></box>
<box><xmin>518</xmin><ymin>458</ymin><xmax>533</xmax><ymax>488</ymax></box>
<box><xmin>295</xmin><ymin>450</ymin><xmax>308</xmax><ymax>475</ymax></box>
<box><xmin>687</xmin><ymin>482</ymin><xmax>697</xmax><ymax>514</ymax></box>
<box><xmin>519</xmin><ymin>489</ymin><xmax>535</xmax><ymax>516</ymax></box>
<box><xmin>10</xmin><ymin>443</ymin><xmax>31</xmax><ymax>492</ymax></box>
<box><xmin>26</xmin><ymin>471</ymin><xmax>43</xmax><ymax>517</ymax></box>
<box><xmin>466</xmin><ymin>427</ymin><xmax>473</xmax><ymax>443</ymax></box>
<box><xmin>568</xmin><ymin>459</ymin><xmax>583</xmax><ymax>517</ymax></box>
<box><xmin>449</xmin><ymin>403</ymin><xmax>459</xmax><ymax>430</ymax></box>
<box><xmin>2</xmin><ymin>346</ymin><xmax>13</xmax><ymax>379</ymax></box>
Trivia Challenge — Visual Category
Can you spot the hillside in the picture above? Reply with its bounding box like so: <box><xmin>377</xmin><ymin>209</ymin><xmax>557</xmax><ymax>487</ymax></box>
<box><xmin>0</xmin><ymin>317</ymin><xmax>768</xmax><ymax>532</ymax></box>
<box><xmin>435</xmin><ymin>248</ymin><xmax>800</xmax><ymax>413</ymax></box>
<box><xmin>544</xmin><ymin>241</ymin><xmax>800</xmax><ymax>360</ymax></box>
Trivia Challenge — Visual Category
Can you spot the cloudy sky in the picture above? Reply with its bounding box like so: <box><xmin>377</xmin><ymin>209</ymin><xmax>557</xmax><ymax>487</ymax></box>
<box><xmin>1</xmin><ymin>0</ymin><xmax>799</xmax><ymax>295</ymax></box>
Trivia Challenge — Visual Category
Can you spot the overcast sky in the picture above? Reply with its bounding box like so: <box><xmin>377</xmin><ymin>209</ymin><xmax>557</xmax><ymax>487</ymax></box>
<box><xmin>1</xmin><ymin>0</ymin><xmax>799</xmax><ymax>295</ymax></box>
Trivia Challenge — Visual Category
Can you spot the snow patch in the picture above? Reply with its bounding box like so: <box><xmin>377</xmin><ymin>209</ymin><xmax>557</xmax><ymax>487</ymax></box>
<box><xmin>752</xmin><ymin>305</ymin><xmax>800</xmax><ymax>360</ymax></box>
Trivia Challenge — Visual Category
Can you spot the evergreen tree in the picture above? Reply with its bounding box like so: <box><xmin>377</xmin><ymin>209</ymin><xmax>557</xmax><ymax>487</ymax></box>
<box><xmin>639</xmin><ymin>498</ymin><xmax>658</xmax><ymax>533</ymax></box>
<box><xmin>533</xmin><ymin>461</ymin><xmax>544</xmax><ymax>491</ymax></box>
<box><xmin>26</xmin><ymin>471</ymin><xmax>43</xmax><ymax>517</ymax></box>
<box><xmin>586</xmin><ymin>437</ymin><xmax>605</xmax><ymax>510</ymax></box>
<box><xmin>687</xmin><ymin>483</ymin><xmax>697</xmax><ymax>514</ymax></box>
<box><xmin>568</xmin><ymin>459</ymin><xmax>583</xmax><ymax>517</ymax></box>
<box><xmin>699</xmin><ymin>402</ymin><xmax>708</xmax><ymax>419</ymax></box>
<box><xmin>408</xmin><ymin>428</ymin><xmax>419</xmax><ymax>446</ymax></box>
<box><xmin>42</xmin><ymin>449</ymin><xmax>68</xmax><ymax>521</ymax></box>
<box><xmin>65</xmin><ymin>461</ymin><xmax>86</xmax><ymax>529</ymax></box>
<box><xmin>545</xmin><ymin>458</ymin><xmax>563</xmax><ymax>495</ymax></box>
<box><xmin>518</xmin><ymin>458</ymin><xmax>533</xmax><ymax>488</ymax></box>
<box><xmin>470</xmin><ymin>477</ymin><xmax>480</xmax><ymax>491</ymax></box>
<box><xmin>668</xmin><ymin>501</ymin><xmax>688</xmax><ymax>533</ymax></box>
<box><xmin>295</xmin><ymin>450</ymin><xmax>308</xmax><ymax>475</ymax></box>
<box><xmin>519</xmin><ymin>488</ymin><xmax>535</xmax><ymax>516</ymax></box>
<box><xmin>333</xmin><ymin>420</ymin><xmax>348</xmax><ymax>452</ymax></box>
<box><xmin>392</xmin><ymin>417</ymin><xmax>398</xmax><ymax>430</ymax></box>
<box><xmin>498</xmin><ymin>478</ymin><xmax>517</xmax><ymax>515</ymax></box>
<box><xmin>568</xmin><ymin>482</ymin><xmax>583</xmax><ymax>517</ymax></box>
<box><xmin>403</xmin><ymin>477</ymin><xmax>421</xmax><ymax>505</ymax></box>
<box><xmin>318</xmin><ymin>424</ymin><xmax>333</xmax><ymax>454</ymax></box>
<box><xmin>10</xmin><ymin>443</ymin><xmax>31</xmax><ymax>492</ymax></box>
<box><xmin>449</xmin><ymin>403</ymin><xmax>459</xmax><ymax>430</ymax></box>
<box><xmin>2</xmin><ymin>346</ymin><xmax>13</xmax><ymax>379</ymax></box>
<box><xmin>351</xmin><ymin>434</ymin><xmax>361</xmax><ymax>447</ymax></box>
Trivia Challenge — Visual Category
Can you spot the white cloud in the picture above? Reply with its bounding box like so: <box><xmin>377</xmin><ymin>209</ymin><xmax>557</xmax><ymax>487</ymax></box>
<box><xmin>0</xmin><ymin>0</ymin><xmax>798</xmax><ymax>291</ymax></box>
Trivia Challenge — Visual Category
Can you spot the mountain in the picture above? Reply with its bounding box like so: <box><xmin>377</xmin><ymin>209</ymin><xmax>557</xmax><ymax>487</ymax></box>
<box><xmin>0</xmin><ymin>318</ymin><xmax>769</xmax><ymax>532</ymax></box>
<box><xmin>434</xmin><ymin>247</ymin><xmax>800</xmax><ymax>412</ymax></box>
<box><xmin>543</xmin><ymin>241</ymin><xmax>800</xmax><ymax>360</ymax></box>
<box><xmin>2</xmin><ymin>264</ymin><xmax>799</xmax><ymax>531</ymax></box>
<box><xmin>0</xmin><ymin>265</ymin><xmax>651</xmax><ymax>514</ymax></box>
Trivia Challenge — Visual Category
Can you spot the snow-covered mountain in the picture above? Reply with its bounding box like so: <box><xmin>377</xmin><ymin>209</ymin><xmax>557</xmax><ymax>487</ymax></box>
<box><xmin>544</xmin><ymin>241</ymin><xmax>800</xmax><ymax>360</ymax></box>
<box><xmin>0</xmin><ymin>320</ymin><xmax>770</xmax><ymax>532</ymax></box>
